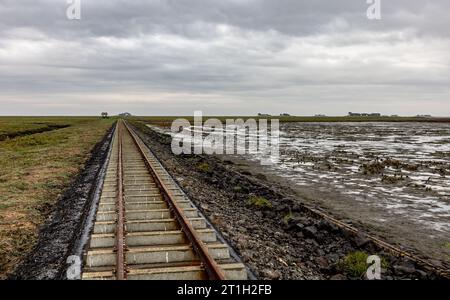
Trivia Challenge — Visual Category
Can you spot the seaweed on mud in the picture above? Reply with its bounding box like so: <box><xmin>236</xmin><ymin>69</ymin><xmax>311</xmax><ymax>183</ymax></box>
<box><xmin>381</xmin><ymin>174</ymin><xmax>407</xmax><ymax>184</ymax></box>
<box><xmin>360</xmin><ymin>161</ymin><xmax>385</xmax><ymax>175</ymax></box>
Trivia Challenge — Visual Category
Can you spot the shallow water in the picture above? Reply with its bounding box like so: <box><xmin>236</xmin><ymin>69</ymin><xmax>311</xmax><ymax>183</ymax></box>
<box><xmin>150</xmin><ymin>122</ymin><xmax>450</xmax><ymax>234</ymax></box>
<box><xmin>262</xmin><ymin>122</ymin><xmax>450</xmax><ymax>233</ymax></box>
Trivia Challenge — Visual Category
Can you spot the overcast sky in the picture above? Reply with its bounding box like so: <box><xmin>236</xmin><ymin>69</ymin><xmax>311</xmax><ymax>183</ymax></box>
<box><xmin>0</xmin><ymin>0</ymin><xmax>449</xmax><ymax>116</ymax></box>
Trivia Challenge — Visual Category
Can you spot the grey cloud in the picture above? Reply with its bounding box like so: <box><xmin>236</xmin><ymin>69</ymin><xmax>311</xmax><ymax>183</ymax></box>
<box><xmin>0</xmin><ymin>0</ymin><xmax>449</xmax><ymax>115</ymax></box>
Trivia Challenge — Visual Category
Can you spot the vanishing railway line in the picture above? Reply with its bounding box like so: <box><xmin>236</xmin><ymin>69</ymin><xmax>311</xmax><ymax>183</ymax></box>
<box><xmin>81</xmin><ymin>120</ymin><xmax>247</xmax><ymax>280</ymax></box>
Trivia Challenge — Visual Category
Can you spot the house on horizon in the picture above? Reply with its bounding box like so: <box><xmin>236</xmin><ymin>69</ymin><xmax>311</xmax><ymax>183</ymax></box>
<box><xmin>348</xmin><ymin>112</ymin><xmax>381</xmax><ymax>117</ymax></box>
<box><xmin>118</xmin><ymin>112</ymin><xmax>132</xmax><ymax>117</ymax></box>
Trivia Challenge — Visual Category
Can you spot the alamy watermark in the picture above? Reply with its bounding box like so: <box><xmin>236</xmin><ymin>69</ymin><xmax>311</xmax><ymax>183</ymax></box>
<box><xmin>67</xmin><ymin>1</ymin><xmax>380</xmax><ymax>22</ymax></box>
<box><xmin>366</xmin><ymin>255</ymin><xmax>382</xmax><ymax>279</ymax></box>
<box><xmin>170</xmin><ymin>111</ymin><xmax>279</xmax><ymax>165</ymax></box>
<box><xmin>66</xmin><ymin>255</ymin><xmax>81</xmax><ymax>280</ymax></box>
<box><xmin>367</xmin><ymin>0</ymin><xmax>382</xmax><ymax>20</ymax></box>
<box><xmin>66</xmin><ymin>1</ymin><xmax>381</xmax><ymax>21</ymax></box>
<box><xmin>66</xmin><ymin>0</ymin><xmax>81</xmax><ymax>20</ymax></box>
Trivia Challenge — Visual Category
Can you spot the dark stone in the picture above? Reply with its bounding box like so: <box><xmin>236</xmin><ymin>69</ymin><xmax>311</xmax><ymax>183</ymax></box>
<box><xmin>290</xmin><ymin>215</ymin><xmax>308</xmax><ymax>225</ymax></box>
<box><xmin>353</xmin><ymin>232</ymin><xmax>370</xmax><ymax>247</ymax></box>
<box><xmin>303</xmin><ymin>226</ymin><xmax>318</xmax><ymax>238</ymax></box>
<box><xmin>327</xmin><ymin>253</ymin><xmax>340</xmax><ymax>263</ymax></box>
<box><xmin>291</xmin><ymin>203</ymin><xmax>302</xmax><ymax>212</ymax></box>
<box><xmin>255</xmin><ymin>173</ymin><xmax>268</xmax><ymax>181</ymax></box>
<box><xmin>394</xmin><ymin>262</ymin><xmax>416</xmax><ymax>275</ymax></box>
<box><xmin>295</xmin><ymin>223</ymin><xmax>305</xmax><ymax>230</ymax></box>
<box><xmin>315</xmin><ymin>256</ymin><xmax>329</xmax><ymax>270</ymax></box>
<box><xmin>262</xmin><ymin>269</ymin><xmax>281</xmax><ymax>280</ymax></box>
<box><xmin>415</xmin><ymin>269</ymin><xmax>428</xmax><ymax>279</ymax></box>
<box><xmin>297</xmin><ymin>230</ymin><xmax>306</xmax><ymax>239</ymax></box>
<box><xmin>330</xmin><ymin>274</ymin><xmax>347</xmax><ymax>280</ymax></box>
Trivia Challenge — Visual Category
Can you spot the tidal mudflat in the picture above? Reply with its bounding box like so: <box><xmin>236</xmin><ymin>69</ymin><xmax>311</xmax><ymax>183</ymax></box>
<box><xmin>149</xmin><ymin>121</ymin><xmax>450</xmax><ymax>265</ymax></box>
<box><xmin>250</xmin><ymin>122</ymin><xmax>450</xmax><ymax>264</ymax></box>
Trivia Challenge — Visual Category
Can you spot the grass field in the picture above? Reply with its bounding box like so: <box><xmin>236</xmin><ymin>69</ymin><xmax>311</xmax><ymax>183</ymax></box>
<box><xmin>0</xmin><ymin>117</ymin><xmax>114</xmax><ymax>278</ymax></box>
<box><xmin>0</xmin><ymin>117</ymin><xmax>74</xmax><ymax>141</ymax></box>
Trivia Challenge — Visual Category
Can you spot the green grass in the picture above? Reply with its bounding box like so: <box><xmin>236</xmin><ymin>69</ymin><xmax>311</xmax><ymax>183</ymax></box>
<box><xmin>0</xmin><ymin>116</ymin><xmax>103</xmax><ymax>140</ymax></box>
<box><xmin>282</xmin><ymin>209</ymin><xmax>294</xmax><ymax>225</ymax></box>
<box><xmin>248</xmin><ymin>196</ymin><xmax>273</xmax><ymax>209</ymax></box>
<box><xmin>0</xmin><ymin>117</ymin><xmax>114</xmax><ymax>278</ymax></box>
<box><xmin>339</xmin><ymin>251</ymin><xmax>389</xmax><ymax>278</ymax></box>
<box><xmin>197</xmin><ymin>162</ymin><xmax>210</xmax><ymax>172</ymax></box>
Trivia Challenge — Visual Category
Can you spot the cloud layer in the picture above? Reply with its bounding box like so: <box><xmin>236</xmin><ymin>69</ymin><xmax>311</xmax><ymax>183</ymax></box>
<box><xmin>0</xmin><ymin>0</ymin><xmax>449</xmax><ymax>115</ymax></box>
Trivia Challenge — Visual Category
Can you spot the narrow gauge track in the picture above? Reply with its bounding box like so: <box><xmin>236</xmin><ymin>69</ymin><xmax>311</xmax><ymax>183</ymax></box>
<box><xmin>82</xmin><ymin>120</ymin><xmax>247</xmax><ymax>280</ymax></box>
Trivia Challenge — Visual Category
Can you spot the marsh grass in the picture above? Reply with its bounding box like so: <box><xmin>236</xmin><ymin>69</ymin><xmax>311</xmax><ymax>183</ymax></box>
<box><xmin>197</xmin><ymin>162</ymin><xmax>210</xmax><ymax>172</ymax></box>
<box><xmin>339</xmin><ymin>251</ymin><xmax>389</xmax><ymax>278</ymax></box>
<box><xmin>0</xmin><ymin>117</ymin><xmax>113</xmax><ymax>278</ymax></box>
<box><xmin>248</xmin><ymin>196</ymin><xmax>273</xmax><ymax>209</ymax></box>
<box><xmin>282</xmin><ymin>209</ymin><xmax>294</xmax><ymax>224</ymax></box>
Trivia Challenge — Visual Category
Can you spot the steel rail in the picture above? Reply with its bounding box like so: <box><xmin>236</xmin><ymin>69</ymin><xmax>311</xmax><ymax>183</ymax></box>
<box><xmin>123</xmin><ymin>120</ymin><xmax>226</xmax><ymax>280</ymax></box>
<box><xmin>115</xmin><ymin>120</ymin><xmax>126</xmax><ymax>280</ymax></box>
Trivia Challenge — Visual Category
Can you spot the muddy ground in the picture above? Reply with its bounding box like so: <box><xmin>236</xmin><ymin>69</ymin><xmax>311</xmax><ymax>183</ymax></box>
<box><xmin>130</xmin><ymin>121</ymin><xmax>447</xmax><ymax>280</ymax></box>
<box><xmin>10</xmin><ymin>125</ymin><xmax>114</xmax><ymax>280</ymax></box>
<box><xmin>270</xmin><ymin>122</ymin><xmax>450</xmax><ymax>265</ymax></box>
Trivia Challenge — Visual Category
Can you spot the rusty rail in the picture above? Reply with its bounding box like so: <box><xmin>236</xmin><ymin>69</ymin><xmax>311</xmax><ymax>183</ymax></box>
<box><xmin>115</xmin><ymin>121</ymin><xmax>126</xmax><ymax>280</ymax></box>
<box><xmin>123</xmin><ymin>120</ymin><xmax>226</xmax><ymax>280</ymax></box>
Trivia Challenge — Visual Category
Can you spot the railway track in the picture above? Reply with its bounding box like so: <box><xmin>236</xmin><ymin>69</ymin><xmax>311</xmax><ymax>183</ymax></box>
<box><xmin>81</xmin><ymin>120</ymin><xmax>248</xmax><ymax>280</ymax></box>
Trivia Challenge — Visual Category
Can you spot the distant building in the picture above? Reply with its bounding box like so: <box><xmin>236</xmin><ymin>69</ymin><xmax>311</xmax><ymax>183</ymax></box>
<box><xmin>315</xmin><ymin>114</ymin><xmax>326</xmax><ymax>117</ymax></box>
<box><xmin>416</xmin><ymin>114</ymin><xmax>432</xmax><ymax>118</ymax></box>
<box><xmin>119</xmin><ymin>112</ymin><xmax>132</xmax><ymax>117</ymax></box>
<box><xmin>348</xmin><ymin>112</ymin><xmax>380</xmax><ymax>117</ymax></box>
<box><xmin>258</xmin><ymin>113</ymin><xmax>271</xmax><ymax>117</ymax></box>
<box><xmin>280</xmin><ymin>113</ymin><xmax>291</xmax><ymax>116</ymax></box>
<box><xmin>101</xmin><ymin>112</ymin><xmax>109</xmax><ymax>119</ymax></box>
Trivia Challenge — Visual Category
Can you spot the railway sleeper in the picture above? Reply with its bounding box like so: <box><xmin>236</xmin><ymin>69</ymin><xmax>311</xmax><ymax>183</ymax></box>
<box><xmin>89</xmin><ymin>228</ymin><xmax>217</xmax><ymax>248</ymax></box>
<box><xmin>85</xmin><ymin>243</ymin><xmax>230</xmax><ymax>267</ymax></box>
<box><xmin>82</xmin><ymin>263</ymin><xmax>247</xmax><ymax>280</ymax></box>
